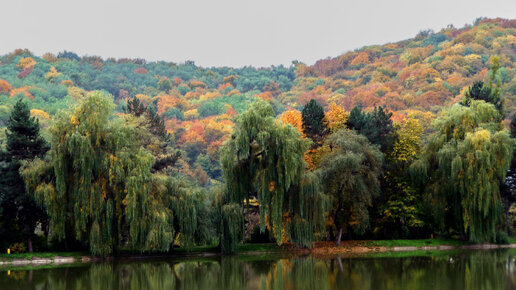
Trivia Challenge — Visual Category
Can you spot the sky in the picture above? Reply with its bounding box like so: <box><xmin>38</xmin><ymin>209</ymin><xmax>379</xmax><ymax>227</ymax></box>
<box><xmin>1</xmin><ymin>0</ymin><xmax>515</xmax><ymax>68</ymax></box>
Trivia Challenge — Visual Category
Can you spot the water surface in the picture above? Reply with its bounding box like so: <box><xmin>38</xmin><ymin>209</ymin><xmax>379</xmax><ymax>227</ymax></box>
<box><xmin>2</xmin><ymin>250</ymin><xmax>516</xmax><ymax>289</ymax></box>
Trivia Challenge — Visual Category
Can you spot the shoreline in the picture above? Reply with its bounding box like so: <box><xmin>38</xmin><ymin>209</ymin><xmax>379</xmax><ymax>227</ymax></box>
<box><xmin>1</xmin><ymin>241</ymin><xmax>515</xmax><ymax>269</ymax></box>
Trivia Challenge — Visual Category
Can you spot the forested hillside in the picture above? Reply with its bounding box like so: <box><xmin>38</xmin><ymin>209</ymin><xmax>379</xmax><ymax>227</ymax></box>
<box><xmin>0</xmin><ymin>17</ymin><xmax>515</xmax><ymax>255</ymax></box>
<box><xmin>0</xmin><ymin>18</ymin><xmax>514</xmax><ymax>184</ymax></box>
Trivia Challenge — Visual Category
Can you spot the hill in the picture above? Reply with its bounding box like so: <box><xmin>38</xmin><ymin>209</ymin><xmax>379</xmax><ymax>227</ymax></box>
<box><xmin>0</xmin><ymin>17</ymin><xmax>514</xmax><ymax>184</ymax></box>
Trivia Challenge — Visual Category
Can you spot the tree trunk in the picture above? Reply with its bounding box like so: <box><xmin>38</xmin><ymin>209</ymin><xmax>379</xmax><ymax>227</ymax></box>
<box><xmin>336</xmin><ymin>228</ymin><xmax>343</xmax><ymax>246</ymax></box>
<box><xmin>27</xmin><ymin>236</ymin><xmax>33</xmax><ymax>253</ymax></box>
<box><xmin>505</xmin><ymin>197</ymin><xmax>512</xmax><ymax>236</ymax></box>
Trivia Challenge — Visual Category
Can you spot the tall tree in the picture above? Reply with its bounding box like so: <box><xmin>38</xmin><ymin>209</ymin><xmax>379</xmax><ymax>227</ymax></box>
<box><xmin>21</xmin><ymin>92</ymin><xmax>176</xmax><ymax>255</ymax></box>
<box><xmin>301</xmin><ymin>99</ymin><xmax>327</xmax><ymax>146</ymax></box>
<box><xmin>221</xmin><ymin>99</ymin><xmax>328</xmax><ymax>252</ymax></box>
<box><xmin>379</xmin><ymin>117</ymin><xmax>424</xmax><ymax>238</ymax></box>
<box><xmin>125</xmin><ymin>97</ymin><xmax>180</xmax><ymax>172</ymax></box>
<box><xmin>318</xmin><ymin>129</ymin><xmax>383</xmax><ymax>245</ymax></box>
<box><xmin>347</xmin><ymin>106</ymin><xmax>394</xmax><ymax>153</ymax></box>
<box><xmin>0</xmin><ymin>99</ymin><xmax>48</xmax><ymax>252</ymax></box>
<box><xmin>411</xmin><ymin>100</ymin><xmax>512</xmax><ymax>242</ymax></box>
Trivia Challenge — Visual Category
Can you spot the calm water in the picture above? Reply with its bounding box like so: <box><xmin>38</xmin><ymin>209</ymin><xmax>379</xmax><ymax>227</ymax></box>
<box><xmin>2</xmin><ymin>250</ymin><xmax>516</xmax><ymax>290</ymax></box>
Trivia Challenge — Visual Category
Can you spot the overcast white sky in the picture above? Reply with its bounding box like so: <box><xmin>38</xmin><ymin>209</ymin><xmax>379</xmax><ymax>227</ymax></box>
<box><xmin>1</xmin><ymin>0</ymin><xmax>515</xmax><ymax>68</ymax></box>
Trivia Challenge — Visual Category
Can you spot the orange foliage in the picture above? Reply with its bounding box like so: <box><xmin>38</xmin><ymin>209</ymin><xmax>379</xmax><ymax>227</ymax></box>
<box><xmin>0</xmin><ymin>79</ymin><xmax>12</xmax><ymax>94</ymax></box>
<box><xmin>180</xmin><ymin>121</ymin><xmax>205</xmax><ymax>143</ymax></box>
<box><xmin>225</xmin><ymin>104</ymin><xmax>237</xmax><ymax>117</ymax></box>
<box><xmin>9</xmin><ymin>86</ymin><xmax>34</xmax><ymax>100</ymax></box>
<box><xmin>60</xmin><ymin>80</ymin><xmax>74</xmax><ymax>87</ymax></box>
<box><xmin>222</xmin><ymin>75</ymin><xmax>235</xmax><ymax>85</ymax></box>
<box><xmin>258</xmin><ymin>91</ymin><xmax>273</xmax><ymax>101</ymax></box>
<box><xmin>219</xmin><ymin>82</ymin><xmax>233</xmax><ymax>90</ymax></box>
<box><xmin>157</xmin><ymin>95</ymin><xmax>188</xmax><ymax>114</ymax></box>
<box><xmin>350</xmin><ymin>52</ymin><xmax>370</xmax><ymax>66</ymax></box>
<box><xmin>173</xmin><ymin>77</ymin><xmax>182</xmax><ymax>86</ymax></box>
<box><xmin>228</xmin><ymin>89</ymin><xmax>241</xmax><ymax>96</ymax></box>
<box><xmin>189</xmin><ymin>80</ymin><xmax>207</xmax><ymax>89</ymax></box>
<box><xmin>279</xmin><ymin>110</ymin><xmax>303</xmax><ymax>135</ymax></box>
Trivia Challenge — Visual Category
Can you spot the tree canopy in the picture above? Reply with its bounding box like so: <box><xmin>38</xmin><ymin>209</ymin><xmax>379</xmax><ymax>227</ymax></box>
<box><xmin>411</xmin><ymin>100</ymin><xmax>512</xmax><ymax>242</ymax></box>
<box><xmin>220</xmin><ymin>99</ymin><xmax>328</xmax><ymax>251</ymax></box>
<box><xmin>318</xmin><ymin>129</ymin><xmax>383</xmax><ymax>244</ymax></box>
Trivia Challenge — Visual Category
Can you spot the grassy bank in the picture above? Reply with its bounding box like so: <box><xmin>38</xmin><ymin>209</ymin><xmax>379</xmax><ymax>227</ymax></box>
<box><xmin>364</xmin><ymin>238</ymin><xmax>465</xmax><ymax>247</ymax></box>
<box><xmin>0</xmin><ymin>252</ymin><xmax>87</xmax><ymax>261</ymax></box>
<box><xmin>0</xmin><ymin>239</ymin><xmax>509</xmax><ymax>262</ymax></box>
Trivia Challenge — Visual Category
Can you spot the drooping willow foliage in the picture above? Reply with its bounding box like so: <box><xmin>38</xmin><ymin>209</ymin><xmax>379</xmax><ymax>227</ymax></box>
<box><xmin>220</xmin><ymin>99</ymin><xmax>329</xmax><ymax>252</ymax></box>
<box><xmin>318</xmin><ymin>129</ymin><xmax>383</xmax><ymax>242</ymax></box>
<box><xmin>21</xmin><ymin>91</ymin><xmax>208</xmax><ymax>255</ymax></box>
<box><xmin>411</xmin><ymin>100</ymin><xmax>513</xmax><ymax>242</ymax></box>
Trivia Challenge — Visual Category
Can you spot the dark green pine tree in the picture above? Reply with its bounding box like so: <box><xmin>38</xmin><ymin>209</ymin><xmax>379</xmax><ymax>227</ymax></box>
<box><xmin>347</xmin><ymin>106</ymin><xmax>394</xmax><ymax>153</ymax></box>
<box><xmin>461</xmin><ymin>57</ymin><xmax>504</xmax><ymax>118</ymax></box>
<box><xmin>370</xmin><ymin>106</ymin><xmax>395</xmax><ymax>153</ymax></box>
<box><xmin>0</xmin><ymin>100</ymin><xmax>48</xmax><ymax>252</ymax></box>
<box><xmin>301</xmin><ymin>99</ymin><xmax>327</xmax><ymax>146</ymax></box>
<box><xmin>125</xmin><ymin>97</ymin><xmax>180</xmax><ymax>172</ymax></box>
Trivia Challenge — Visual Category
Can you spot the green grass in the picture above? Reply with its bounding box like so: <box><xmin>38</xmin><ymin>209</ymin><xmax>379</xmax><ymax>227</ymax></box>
<box><xmin>0</xmin><ymin>252</ymin><xmax>86</xmax><ymax>261</ymax></box>
<box><xmin>237</xmin><ymin>243</ymin><xmax>282</xmax><ymax>252</ymax></box>
<box><xmin>365</xmin><ymin>239</ymin><xmax>465</xmax><ymax>248</ymax></box>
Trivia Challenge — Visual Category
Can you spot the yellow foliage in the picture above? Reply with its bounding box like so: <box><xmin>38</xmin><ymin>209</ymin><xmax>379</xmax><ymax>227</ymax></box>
<box><xmin>135</xmin><ymin>94</ymin><xmax>152</xmax><ymax>105</ymax></box>
<box><xmin>42</xmin><ymin>53</ymin><xmax>58</xmax><ymax>62</ymax></box>
<box><xmin>68</xmin><ymin>86</ymin><xmax>86</xmax><ymax>100</ymax></box>
<box><xmin>325</xmin><ymin>103</ymin><xmax>348</xmax><ymax>133</ymax></box>
<box><xmin>184</xmin><ymin>109</ymin><xmax>199</xmax><ymax>120</ymax></box>
<box><xmin>30</xmin><ymin>109</ymin><xmax>50</xmax><ymax>120</ymax></box>
<box><xmin>392</xmin><ymin>117</ymin><xmax>423</xmax><ymax>162</ymax></box>
<box><xmin>17</xmin><ymin>57</ymin><xmax>36</xmax><ymax>70</ymax></box>
<box><xmin>45</xmin><ymin>66</ymin><xmax>61</xmax><ymax>83</ymax></box>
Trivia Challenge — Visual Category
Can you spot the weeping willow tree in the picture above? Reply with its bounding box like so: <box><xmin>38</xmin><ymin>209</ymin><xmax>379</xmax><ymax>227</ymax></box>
<box><xmin>20</xmin><ymin>92</ymin><xmax>179</xmax><ymax>255</ymax></box>
<box><xmin>318</xmin><ymin>129</ymin><xmax>383</xmax><ymax>245</ymax></box>
<box><xmin>220</xmin><ymin>99</ymin><xmax>329</xmax><ymax>252</ymax></box>
<box><xmin>411</xmin><ymin>100</ymin><xmax>513</xmax><ymax>242</ymax></box>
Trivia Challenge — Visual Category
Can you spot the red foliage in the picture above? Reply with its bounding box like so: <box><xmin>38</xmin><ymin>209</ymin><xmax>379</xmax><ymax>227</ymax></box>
<box><xmin>17</xmin><ymin>67</ymin><xmax>34</xmax><ymax>79</ymax></box>
<box><xmin>133</xmin><ymin>67</ymin><xmax>148</xmax><ymax>74</ymax></box>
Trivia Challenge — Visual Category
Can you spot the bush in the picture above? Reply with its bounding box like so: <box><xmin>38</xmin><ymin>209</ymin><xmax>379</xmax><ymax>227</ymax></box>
<box><xmin>9</xmin><ymin>242</ymin><xmax>27</xmax><ymax>253</ymax></box>
<box><xmin>495</xmin><ymin>230</ymin><xmax>510</xmax><ymax>245</ymax></box>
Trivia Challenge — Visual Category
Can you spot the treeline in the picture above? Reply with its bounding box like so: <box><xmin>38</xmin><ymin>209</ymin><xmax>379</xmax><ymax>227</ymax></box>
<box><xmin>0</xmin><ymin>18</ymin><xmax>514</xmax><ymax>195</ymax></box>
<box><xmin>0</xmin><ymin>55</ymin><xmax>514</xmax><ymax>256</ymax></box>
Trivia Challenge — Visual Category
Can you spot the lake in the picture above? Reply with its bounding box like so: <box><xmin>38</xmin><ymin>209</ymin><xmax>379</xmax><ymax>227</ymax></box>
<box><xmin>2</xmin><ymin>249</ymin><xmax>516</xmax><ymax>289</ymax></box>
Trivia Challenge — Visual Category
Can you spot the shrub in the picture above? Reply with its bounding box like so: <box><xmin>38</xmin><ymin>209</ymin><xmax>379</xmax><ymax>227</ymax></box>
<box><xmin>10</xmin><ymin>243</ymin><xmax>27</xmax><ymax>253</ymax></box>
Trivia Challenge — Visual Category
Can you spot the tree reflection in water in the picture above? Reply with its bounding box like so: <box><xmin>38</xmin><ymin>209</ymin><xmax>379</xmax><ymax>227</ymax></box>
<box><xmin>2</xmin><ymin>250</ymin><xmax>516</xmax><ymax>290</ymax></box>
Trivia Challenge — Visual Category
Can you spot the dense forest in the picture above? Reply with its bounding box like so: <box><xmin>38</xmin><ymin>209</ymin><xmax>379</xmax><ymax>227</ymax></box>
<box><xmin>0</xmin><ymin>18</ymin><xmax>515</xmax><ymax>255</ymax></box>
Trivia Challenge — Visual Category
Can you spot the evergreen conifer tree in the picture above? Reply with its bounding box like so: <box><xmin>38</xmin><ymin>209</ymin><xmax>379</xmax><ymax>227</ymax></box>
<box><xmin>0</xmin><ymin>99</ymin><xmax>48</xmax><ymax>252</ymax></box>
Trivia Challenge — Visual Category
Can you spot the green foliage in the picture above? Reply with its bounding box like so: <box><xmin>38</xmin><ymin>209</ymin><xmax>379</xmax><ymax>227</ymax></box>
<box><xmin>220</xmin><ymin>99</ymin><xmax>328</xmax><ymax>251</ymax></box>
<box><xmin>164</xmin><ymin>107</ymin><xmax>185</xmax><ymax>121</ymax></box>
<box><xmin>301</xmin><ymin>99</ymin><xmax>327</xmax><ymax>145</ymax></box>
<box><xmin>21</xmin><ymin>92</ymin><xmax>175</xmax><ymax>256</ymax></box>
<box><xmin>318</xmin><ymin>129</ymin><xmax>383</xmax><ymax>239</ymax></box>
<box><xmin>461</xmin><ymin>57</ymin><xmax>505</xmax><ymax>117</ymax></box>
<box><xmin>0</xmin><ymin>99</ymin><xmax>48</xmax><ymax>251</ymax></box>
<box><xmin>347</xmin><ymin>106</ymin><xmax>395</xmax><ymax>152</ymax></box>
<box><xmin>5</xmin><ymin>100</ymin><xmax>48</xmax><ymax>160</ymax></box>
<box><xmin>411</xmin><ymin>100</ymin><xmax>513</xmax><ymax>242</ymax></box>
